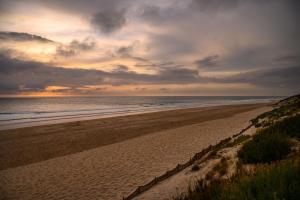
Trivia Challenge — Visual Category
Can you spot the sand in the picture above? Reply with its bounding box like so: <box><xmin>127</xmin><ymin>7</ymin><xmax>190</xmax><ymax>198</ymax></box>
<box><xmin>136</xmin><ymin>125</ymin><xmax>257</xmax><ymax>200</ymax></box>
<box><xmin>0</xmin><ymin>104</ymin><xmax>271</xmax><ymax>200</ymax></box>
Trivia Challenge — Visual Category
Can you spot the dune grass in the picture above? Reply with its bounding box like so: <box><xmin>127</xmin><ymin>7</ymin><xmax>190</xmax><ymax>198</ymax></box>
<box><xmin>251</xmin><ymin>94</ymin><xmax>300</xmax><ymax>128</ymax></box>
<box><xmin>175</xmin><ymin>157</ymin><xmax>300</xmax><ymax>200</ymax></box>
<box><xmin>212</xmin><ymin>157</ymin><xmax>228</xmax><ymax>177</ymax></box>
<box><xmin>216</xmin><ymin>157</ymin><xmax>300</xmax><ymax>200</ymax></box>
<box><xmin>269</xmin><ymin>114</ymin><xmax>300</xmax><ymax>138</ymax></box>
<box><xmin>237</xmin><ymin>132</ymin><xmax>291</xmax><ymax>164</ymax></box>
<box><xmin>238</xmin><ymin>114</ymin><xmax>300</xmax><ymax>164</ymax></box>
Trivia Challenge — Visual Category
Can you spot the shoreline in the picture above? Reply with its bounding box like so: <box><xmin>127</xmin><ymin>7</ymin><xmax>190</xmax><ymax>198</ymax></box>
<box><xmin>0</xmin><ymin>100</ymin><xmax>277</xmax><ymax>130</ymax></box>
<box><xmin>0</xmin><ymin>103</ymin><xmax>272</xmax><ymax>200</ymax></box>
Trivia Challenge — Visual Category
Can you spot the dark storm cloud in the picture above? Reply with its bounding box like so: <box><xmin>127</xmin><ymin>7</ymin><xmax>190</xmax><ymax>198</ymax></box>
<box><xmin>91</xmin><ymin>9</ymin><xmax>127</xmax><ymax>33</ymax></box>
<box><xmin>0</xmin><ymin>32</ymin><xmax>54</xmax><ymax>43</ymax></box>
<box><xmin>195</xmin><ymin>55</ymin><xmax>219</xmax><ymax>68</ymax></box>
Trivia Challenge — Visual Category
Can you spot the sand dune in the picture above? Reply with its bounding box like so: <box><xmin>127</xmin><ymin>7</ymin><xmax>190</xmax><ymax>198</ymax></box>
<box><xmin>0</xmin><ymin>105</ymin><xmax>271</xmax><ymax>200</ymax></box>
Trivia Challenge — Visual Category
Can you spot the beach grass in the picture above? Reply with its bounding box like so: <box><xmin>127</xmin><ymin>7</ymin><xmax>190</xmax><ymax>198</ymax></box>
<box><xmin>238</xmin><ymin>114</ymin><xmax>300</xmax><ymax>164</ymax></box>
<box><xmin>212</xmin><ymin>157</ymin><xmax>228</xmax><ymax>176</ymax></box>
<box><xmin>175</xmin><ymin>157</ymin><xmax>300</xmax><ymax>200</ymax></box>
<box><xmin>237</xmin><ymin>131</ymin><xmax>291</xmax><ymax>164</ymax></box>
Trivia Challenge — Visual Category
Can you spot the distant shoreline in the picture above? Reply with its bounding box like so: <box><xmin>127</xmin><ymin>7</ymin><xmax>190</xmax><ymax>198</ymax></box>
<box><xmin>0</xmin><ymin>99</ymin><xmax>277</xmax><ymax>130</ymax></box>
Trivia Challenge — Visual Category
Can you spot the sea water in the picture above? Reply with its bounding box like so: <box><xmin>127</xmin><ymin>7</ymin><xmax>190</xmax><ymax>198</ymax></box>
<box><xmin>0</xmin><ymin>96</ymin><xmax>282</xmax><ymax>130</ymax></box>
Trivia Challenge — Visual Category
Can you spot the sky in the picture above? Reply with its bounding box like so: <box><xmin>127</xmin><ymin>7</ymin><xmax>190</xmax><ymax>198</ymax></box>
<box><xmin>0</xmin><ymin>0</ymin><xmax>299</xmax><ymax>96</ymax></box>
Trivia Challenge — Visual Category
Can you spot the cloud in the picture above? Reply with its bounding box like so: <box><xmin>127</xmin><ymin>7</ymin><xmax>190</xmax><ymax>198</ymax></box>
<box><xmin>135</xmin><ymin>61</ymin><xmax>174</xmax><ymax>70</ymax></box>
<box><xmin>69</xmin><ymin>38</ymin><xmax>95</xmax><ymax>50</ymax></box>
<box><xmin>0</xmin><ymin>53</ymin><xmax>105</xmax><ymax>93</ymax></box>
<box><xmin>56</xmin><ymin>38</ymin><xmax>96</xmax><ymax>57</ymax></box>
<box><xmin>141</xmin><ymin>0</ymin><xmax>300</xmax><ymax>71</ymax></box>
<box><xmin>113</xmin><ymin>41</ymin><xmax>150</xmax><ymax>62</ymax></box>
<box><xmin>1</xmin><ymin>0</ymin><xmax>132</xmax><ymax>34</ymax></box>
<box><xmin>190</xmin><ymin>0</ymin><xmax>241</xmax><ymax>12</ymax></box>
<box><xmin>220</xmin><ymin>65</ymin><xmax>300</xmax><ymax>94</ymax></box>
<box><xmin>1</xmin><ymin>53</ymin><xmax>299</xmax><ymax>95</ymax></box>
<box><xmin>113</xmin><ymin>64</ymin><xmax>129</xmax><ymax>72</ymax></box>
<box><xmin>116</xmin><ymin>45</ymin><xmax>133</xmax><ymax>56</ymax></box>
<box><xmin>0</xmin><ymin>53</ymin><xmax>202</xmax><ymax>93</ymax></box>
<box><xmin>159</xmin><ymin>88</ymin><xmax>170</xmax><ymax>92</ymax></box>
<box><xmin>0</xmin><ymin>31</ymin><xmax>54</xmax><ymax>43</ymax></box>
<box><xmin>56</xmin><ymin>46</ymin><xmax>76</xmax><ymax>57</ymax></box>
<box><xmin>140</xmin><ymin>5</ymin><xmax>164</xmax><ymax>23</ymax></box>
<box><xmin>274</xmin><ymin>54</ymin><xmax>300</xmax><ymax>65</ymax></box>
<box><xmin>195</xmin><ymin>55</ymin><xmax>219</xmax><ymax>68</ymax></box>
<box><xmin>91</xmin><ymin>9</ymin><xmax>127</xmax><ymax>33</ymax></box>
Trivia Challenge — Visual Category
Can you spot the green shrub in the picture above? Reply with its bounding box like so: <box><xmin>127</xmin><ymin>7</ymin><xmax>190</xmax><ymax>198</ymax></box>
<box><xmin>238</xmin><ymin>132</ymin><xmax>291</xmax><ymax>164</ymax></box>
<box><xmin>175</xmin><ymin>158</ymin><xmax>300</xmax><ymax>200</ymax></box>
<box><xmin>215</xmin><ymin>158</ymin><xmax>300</xmax><ymax>200</ymax></box>
<box><xmin>268</xmin><ymin>114</ymin><xmax>300</xmax><ymax>138</ymax></box>
<box><xmin>238</xmin><ymin>114</ymin><xmax>300</xmax><ymax>164</ymax></box>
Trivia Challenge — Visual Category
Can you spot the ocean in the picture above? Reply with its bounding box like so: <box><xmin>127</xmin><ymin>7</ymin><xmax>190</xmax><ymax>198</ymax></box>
<box><xmin>0</xmin><ymin>96</ymin><xmax>282</xmax><ymax>130</ymax></box>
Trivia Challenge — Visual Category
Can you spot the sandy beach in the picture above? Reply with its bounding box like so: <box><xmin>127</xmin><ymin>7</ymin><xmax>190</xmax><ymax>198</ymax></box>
<box><xmin>0</xmin><ymin>103</ymin><xmax>272</xmax><ymax>200</ymax></box>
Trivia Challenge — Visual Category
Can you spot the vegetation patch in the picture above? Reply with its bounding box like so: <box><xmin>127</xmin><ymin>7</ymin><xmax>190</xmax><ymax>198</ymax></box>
<box><xmin>225</xmin><ymin>134</ymin><xmax>251</xmax><ymax>148</ymax></box>
<box><xmin>175</xmin><ymin>157</ymin><xmax>300</xmax><ymax>200</ymax></box>
<box><xmin>238</xmin><ymin>132</ymin><xmax>291</xmax><ymax>164</ymax></box>
<box><xmin>212</xmin><ymin>157</ymin><xmax>228</xmax><ymax>177</ymax></box>
<box><xmin>267</xmin><ymin>114</ymin><xmax>300</xmax><ymax>138</ymax></box>
<box><xmin>251</xmin><ymin>94</ymin><xmax>300</xmax><ymax>128</ymax></box>
<box><xmin>238</xmin><ymin>114</ymin><xmax>300</xmax><ymax>164</ymax></box>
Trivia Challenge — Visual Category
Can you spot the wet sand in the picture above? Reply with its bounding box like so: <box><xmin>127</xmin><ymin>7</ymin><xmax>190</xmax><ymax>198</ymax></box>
<box><xmin>0</xmin><ymin>103</ymin><xmax>272</xmax><ymax>200</ymax></box>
